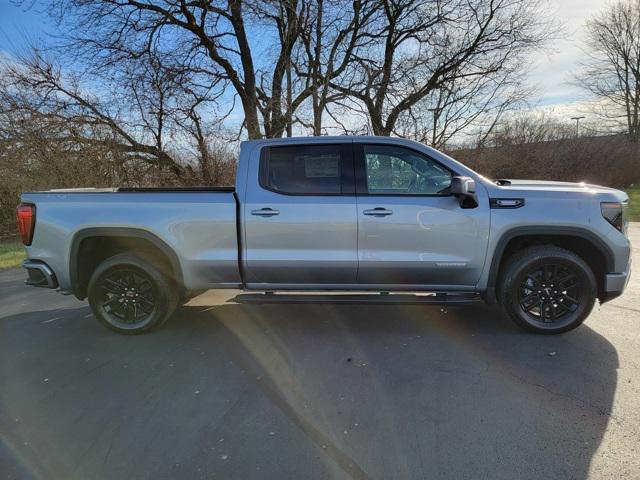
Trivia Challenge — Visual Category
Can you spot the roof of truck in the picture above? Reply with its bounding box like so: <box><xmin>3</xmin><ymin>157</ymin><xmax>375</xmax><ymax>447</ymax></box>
<box><xmin>241</xmin><ymin>135</ymin><xmax>427</xmax><ymax>145</ymax></box>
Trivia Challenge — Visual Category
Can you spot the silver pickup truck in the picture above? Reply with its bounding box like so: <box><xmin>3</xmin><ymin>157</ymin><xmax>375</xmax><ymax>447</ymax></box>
<box><xmin>18</xmin><ymin>136</ymin><xmax>631</xmax><ymax>334</ymax></box>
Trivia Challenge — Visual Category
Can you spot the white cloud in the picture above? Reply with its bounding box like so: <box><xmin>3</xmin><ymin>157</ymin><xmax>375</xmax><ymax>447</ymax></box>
<box><xmin>527</xmin><ymin>0</ymin><xmax>608</xmax><ymax>107</ymax></box>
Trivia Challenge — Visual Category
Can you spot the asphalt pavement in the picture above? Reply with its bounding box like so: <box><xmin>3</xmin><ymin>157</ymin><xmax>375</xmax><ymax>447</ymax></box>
<box><xmin>1</xmin><ymin>227</ymin><xmax>639</xmax><ymax>480</ymax></box>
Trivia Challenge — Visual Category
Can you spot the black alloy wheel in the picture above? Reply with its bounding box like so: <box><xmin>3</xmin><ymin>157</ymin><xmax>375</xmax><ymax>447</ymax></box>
<box><xmin>518</xmin><ymin>263</ymin><xmax>582</xmax><ymax>323</ymax></box>
<box><xmin>500</xmin><ymin>245</ymin><xmax>596</xmax><ymax>334</ymax></box>
<box><xmin>99</xmin><ymin>268</ymin><xmax>157</xmax><ymax>325</ymax></box>
<box><xmin>88</xmin><ymin>253</ymin><xmax>178</xmax><ymax>334</ymax></box>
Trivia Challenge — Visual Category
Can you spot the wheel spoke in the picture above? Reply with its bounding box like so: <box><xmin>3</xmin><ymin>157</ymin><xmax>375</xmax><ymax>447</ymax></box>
<box><xmin>138</xmin><ymin>300</ymin><xmax>154</xmax><ymax>315</ymax></box>
<box><xmin>557</xmin><ymin>273</ymin><xmax>576</xmax><ymax>286</ymax></box>
<box><xmin>103</xmin><ymin>296</ymin><xmax>121</xmax><ymax>310</ymax></box>
<box><xmin>124</xmin><ymin>303</ymin><xmax>134</xmax><ymax>323</ymax></box>
<box><xmin>544</xmin><ymin>265</ymin><xmax>552</xmax><ymax>282</ymax></box>
<box><xmin>541</xmin><ymin>302</ymin><xmax>553</xmax><ymax>323</ymax></box>
<box><xmin>565</xmin><ymin>282</ymin><xmax>581</xmax><ymax>292</ymax></box>
<box><xmin>561</xmin><ymin>294</ymin><xmax>579</xmax><ymax>306</ymax></box>
<box><xmin>519</xmin><ymin>291</ymin><xmax>539</xmax><ymax>308</ymax></box>
<box><xmin>138</xmin><ymin>295</ymin><xmax>154</xmax><ymax>307</ymax></box>
<box><xmin>138</xmin><ymin>280</ymin><xmax>153</xmax><ymax>294</ymax></box>
<box><xmin>103</xmin><ymin>279</ymin><xmax>124</xmax><ymax>294</ymax></box>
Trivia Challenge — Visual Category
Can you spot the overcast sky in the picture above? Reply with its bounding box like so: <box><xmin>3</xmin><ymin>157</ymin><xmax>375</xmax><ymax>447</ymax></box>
<box><xmin>0</xmin><ymin>0</ymin><xmax>609</xmax><ymax>121</ymax></box>
<box><xmin>527</xmin><ymin>0</ymin><xmax>608</xmax><ymax>114</ymax></box>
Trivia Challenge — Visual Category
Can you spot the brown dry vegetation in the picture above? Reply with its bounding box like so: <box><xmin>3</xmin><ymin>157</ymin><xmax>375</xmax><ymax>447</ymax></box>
<box><xmin>0</xmin><ymin>120</ymin><xmax>236</xmax><ymax>236</ymax></box>
<box><xmin>454</xmin><ymin>134</ymin><xmax>640</xmax><ymax>187</ymax></box>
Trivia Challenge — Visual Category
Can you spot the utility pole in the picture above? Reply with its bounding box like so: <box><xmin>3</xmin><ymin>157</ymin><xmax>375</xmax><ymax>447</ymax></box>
<box><xmin>570</xmin><ymin>116</ymin><xmax>586</xmax><ymax>137</ymax></box>
<box><xmin>428</xmin><ymin>107</ymin><xmax>441</xmax><ymax>147</ymax></box>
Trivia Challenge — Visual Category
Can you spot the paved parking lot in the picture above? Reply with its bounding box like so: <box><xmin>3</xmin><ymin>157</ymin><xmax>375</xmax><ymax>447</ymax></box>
<box><xmin>1</xmin><ymin>227</ymin><xmax>639</xmax><ymax>480</ymax></box>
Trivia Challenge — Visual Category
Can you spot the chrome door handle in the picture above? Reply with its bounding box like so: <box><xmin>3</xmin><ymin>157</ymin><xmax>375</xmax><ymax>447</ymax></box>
<box><xmin>251</xmin><ymin>208</ymin><xmax>280</xmax><ymax>217</ymax></box>
<box><xmin>363</xmin><ymin>208</ymin><xmax>393</xmax><ymax>216</ymax></box>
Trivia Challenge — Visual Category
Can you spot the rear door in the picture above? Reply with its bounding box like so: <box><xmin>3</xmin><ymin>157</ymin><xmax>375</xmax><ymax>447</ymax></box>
<box><xmin>243</xmin><ymin>142</ymin><xmax>358</xmax><ymax>286</ymax></box>
<box><xmin>355</xmin><ymin>143</ymin><xmax>490</xmax><ymax>287</ymax></box>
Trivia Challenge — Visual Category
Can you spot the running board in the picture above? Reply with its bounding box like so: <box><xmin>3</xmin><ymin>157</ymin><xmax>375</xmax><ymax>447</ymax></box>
<box><xmin>229</xmin><ymin>292</ymin><xmax>480</xmax><ymax>305</ymax></box>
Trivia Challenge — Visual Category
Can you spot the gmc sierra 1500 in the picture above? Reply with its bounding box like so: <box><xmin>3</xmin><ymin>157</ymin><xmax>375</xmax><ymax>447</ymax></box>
<box><xmin>18</xmin><ymin>136</ymin><xmax>631</xmax><ymax>334</ymax></box>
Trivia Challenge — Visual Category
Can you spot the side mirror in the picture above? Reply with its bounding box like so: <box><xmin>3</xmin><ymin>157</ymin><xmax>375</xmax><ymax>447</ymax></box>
<box><xmin>450</xmin><ymin>176</ymin><xmax>477</xmax><ymax>208</ymax></box>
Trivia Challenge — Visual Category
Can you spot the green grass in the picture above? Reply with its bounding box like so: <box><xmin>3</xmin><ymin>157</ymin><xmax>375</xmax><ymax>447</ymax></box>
<box><xmin>627</xmin><ymin>186</ymin><xmax>640</xmax><ymax>222</ymax></box>
<box><xmin>0</xmin><ymin>241</ymin><xmax>26</xmax><ymax>270</ymax></box>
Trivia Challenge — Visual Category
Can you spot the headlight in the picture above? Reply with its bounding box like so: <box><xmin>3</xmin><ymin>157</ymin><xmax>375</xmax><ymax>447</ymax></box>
<box><xmin>601</xmin><ymin>201</ymin><xmax>629</xmax><ymax>235</ymax></box>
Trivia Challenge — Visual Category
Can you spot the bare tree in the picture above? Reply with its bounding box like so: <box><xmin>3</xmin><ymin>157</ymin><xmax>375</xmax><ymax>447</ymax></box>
<box><xmin>576</xmin><ymin>0</ymin><xmax>640</xmax><ymax>142</ymax></box>
<box><xmin>43</xmin><ymin>0</ymin><xmax>318</xmax><ymax>139</ymax></box>
<box><xmin>0</xmin><ymin>51</ymin><xmax>187</xmax><ymax>177</ymax></box>
<box><xmin>0</xmin><ymin>49</ymin><xmax>236</xmax><ymax>185</ymax></box>
<box><xmin>250</xmin><ymin>0</ymin><xmax>307</xmax><ymax>137</ymax></box>
<box><xmin>294</xmin><ymin>0</ymin><xmax>376</xmax><ymax>135</ymax></box>
<box><xmin>174</xmin><ymin>91</ymin><xmax>238</xmax><ymax>185</ymax></box>
<box><xmin>394</xmin><ymin>67</ymin><xmax>532</xmax><ymax>149</ymax></box>
<box><xmin>29</xmin><ymin>0</ymin><xmax>550</xmax><ymax>141</ymax></box>
<box><xmin>330</xmin><ymin>0</ymin><xmax>551</xmax><ymax>136</ymax></box>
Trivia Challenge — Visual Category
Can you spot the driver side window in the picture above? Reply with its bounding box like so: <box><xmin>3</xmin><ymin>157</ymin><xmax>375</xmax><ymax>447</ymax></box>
<box><xmin>364</xmin><ymin>145</ymin><xmax>452</xmax><ymax>195</ymax></box>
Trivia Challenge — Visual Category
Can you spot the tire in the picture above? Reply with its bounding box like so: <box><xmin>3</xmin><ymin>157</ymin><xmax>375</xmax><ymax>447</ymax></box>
<box><xmin>87</xmin><ymin>253</ymin><xmax>178</xmax><ymax>334</ymax></box>
<box><xmin>499</xmin><ymin>245</ymin><xmax>597</xmax><ymax>334</ymax></box>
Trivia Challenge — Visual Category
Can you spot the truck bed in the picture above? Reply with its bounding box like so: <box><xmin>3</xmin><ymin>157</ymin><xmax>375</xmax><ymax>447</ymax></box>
<box><xmin>118</xmin><ymin>186</ymin><xmax>235</xmax><ymax>192</ymax></box>
<box><xmin>21</xmin><ymin>189</ymin><xmax>242</xmax><ymax>292</ymax></box>
<box><xmin>24</xmin><ymin>186</ymin><xmax>235</xmax><ymax>194</ymax></box>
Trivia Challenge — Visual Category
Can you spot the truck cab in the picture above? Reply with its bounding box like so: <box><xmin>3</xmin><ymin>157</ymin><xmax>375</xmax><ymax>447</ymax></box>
<box><xmin>239</xmin><ymin>137</ymin><xmax>489</xmax><ymax>289</ymax></box>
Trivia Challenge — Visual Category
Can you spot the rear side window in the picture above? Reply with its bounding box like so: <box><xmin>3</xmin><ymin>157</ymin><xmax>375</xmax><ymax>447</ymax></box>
<box><xmin>260</xmin><ymin>145</ymin><xmax>344</xmax><ymax>195</ymax></box>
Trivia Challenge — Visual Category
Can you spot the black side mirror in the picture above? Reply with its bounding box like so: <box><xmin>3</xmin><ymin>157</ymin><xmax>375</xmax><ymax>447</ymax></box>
<box><xmin>450</xmin><ymin>176</ymin><xmax>477</xmax><ymax>208</ymax></box>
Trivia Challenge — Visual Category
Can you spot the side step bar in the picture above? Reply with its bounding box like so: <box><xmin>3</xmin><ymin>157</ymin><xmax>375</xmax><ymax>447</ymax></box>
<box><xmin>230</xmin><ymin>292</ymin><xmax>480</xmax><ymax>305</ymax></box>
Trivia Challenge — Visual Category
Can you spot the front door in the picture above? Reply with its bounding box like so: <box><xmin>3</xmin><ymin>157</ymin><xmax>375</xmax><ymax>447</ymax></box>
<box><xmin>355</xmin><ymin>143</ymin><xmax>490</xmax><ymax>287</ymax></box>
<box><xmin>243</xmin><ymin>142</ymin><xmax>358</xmax><ymax>286</ymax></box>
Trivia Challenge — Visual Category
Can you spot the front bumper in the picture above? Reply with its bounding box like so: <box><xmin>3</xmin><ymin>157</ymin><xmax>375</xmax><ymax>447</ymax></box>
<box><xmin>601</xmin><ymin>257</ymin><xmax>632</xmax><ymax>303</ymax></box>
<box><xmin>23</xmin><ymin>260</ymin><xmax>58</xmax><ymax>289</ymax></box>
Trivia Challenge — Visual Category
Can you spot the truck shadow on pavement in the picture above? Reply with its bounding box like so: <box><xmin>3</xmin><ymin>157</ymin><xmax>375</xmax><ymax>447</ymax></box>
<box><xmin>0</xmin><ymin>301</ymin><xmax>619</xmax><ymax>480</ymax></box>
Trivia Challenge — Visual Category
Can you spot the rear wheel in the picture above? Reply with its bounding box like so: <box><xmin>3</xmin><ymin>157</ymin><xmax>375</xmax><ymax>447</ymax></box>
<box><xmin>499</xmin><ymin>245</ymin><xmax>597</xmax><ymax>334</ymax></box>
<box><xmin>87</xmin><ymin>254</ymin><xmax>178</xmax><ymax>334</ymax></box>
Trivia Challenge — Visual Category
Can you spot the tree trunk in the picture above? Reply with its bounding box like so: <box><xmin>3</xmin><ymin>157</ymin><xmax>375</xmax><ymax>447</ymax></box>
<box><xmin>313</xmin><ymin>99</ymin><xmax>322</xmax><ymax>136</ymax></box>
<box><xmin>242</xmin><ymin>96</ymin><xmax>263</xmax><ymax>139</ymax></box>
<box><xmin>370</xmin><ymin>113</ymin><xmax>391</xmax><ymax>136</ymax></box>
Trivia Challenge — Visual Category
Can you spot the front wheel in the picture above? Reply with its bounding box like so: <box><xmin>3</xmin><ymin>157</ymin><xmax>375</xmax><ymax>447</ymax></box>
<box><xmin>87</xmin><ymin>254</ymin><xmax>178</xmax><ymax>334</ymax></box>
<box><xmin>499</xmin><ymin>245</ymin><xmax>597</xmax><ymax>334</ymax></box>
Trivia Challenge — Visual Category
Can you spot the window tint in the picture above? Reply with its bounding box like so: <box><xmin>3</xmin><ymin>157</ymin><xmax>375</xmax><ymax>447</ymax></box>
<box><xmin>364</xmin><ymin>145</ymin><xmax>452</xmax><ymax>195</ymax></box>
<box><xmin>261</xmin><ymin>145</ymin><xmax>343</xmax><ymax>194</ymax></box>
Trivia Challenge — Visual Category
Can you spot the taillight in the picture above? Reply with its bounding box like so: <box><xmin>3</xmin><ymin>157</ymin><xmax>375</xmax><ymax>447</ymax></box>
<box><xmin>16</xmin><ymin>203</ymin><xmax>36</xmax><ymax>246</ymax></box>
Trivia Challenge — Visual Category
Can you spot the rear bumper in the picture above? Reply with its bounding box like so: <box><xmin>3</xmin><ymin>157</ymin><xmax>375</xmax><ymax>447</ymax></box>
<box><xmin>601</xmin><ymin>257</ymin><xmax>632</xmax><ymax>303</ymax></box>
<box><xmin>23</xmin><ymin>260</ymin><xmax>58</xmax><ymax>289</ymax></box>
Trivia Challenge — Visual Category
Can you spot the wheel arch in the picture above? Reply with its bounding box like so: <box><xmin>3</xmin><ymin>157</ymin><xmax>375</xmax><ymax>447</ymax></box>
<box><xmin>484</xmin><ymin>226</ymin><xmax>614</xmax><ymax>304</ymax></box>
<box><xmin>69</xmin><ymin>227</ymin><xmax>184</xmax><ymax>300</ymax></box>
